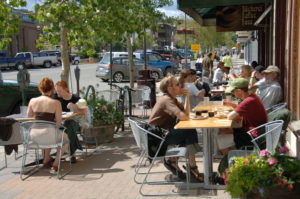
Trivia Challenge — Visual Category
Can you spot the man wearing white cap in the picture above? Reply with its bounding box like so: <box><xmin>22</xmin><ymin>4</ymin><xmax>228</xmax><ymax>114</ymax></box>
<box><xmin>256</xmin><ymin>65</ymin><xmax>282</xmax><ymax>109</ymax></box>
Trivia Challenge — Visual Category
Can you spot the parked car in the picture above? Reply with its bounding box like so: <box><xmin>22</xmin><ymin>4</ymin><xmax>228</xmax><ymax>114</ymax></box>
<box><xmin>56</xmin><ymin>52</ymin><xmax>81</xmax><ymax>65</ymax></box>
<box><xmin>0</xmin><ymin>52</ymin><xmax>31</xmax><ymax>70</ymax></box>
<box><xmin>15</xmin><ymin>52</ymin><xmax>58</xmax><ymax>68</ymax></box>
<box><xmin>133</xmin><ymin>52</ymin><xmax>177</xmax><ymax>76</ymax></box>
<box><xmin>0</xmin><ymin>79</ymin><xmax>40</xmax><ymax>116</ymax></box>
<box><xmin>96</xmin><ymin>57</ymin><xmax>163</xmax><ymax>82</ymax></box>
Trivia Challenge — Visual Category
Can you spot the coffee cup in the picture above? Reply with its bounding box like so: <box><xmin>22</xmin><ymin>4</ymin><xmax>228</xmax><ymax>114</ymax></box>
<box><xmin>226</xmin><ymin>95</ymin><xmax>232</xmax><ymax>101</ymax></box>
<box><xmin>208</xmin><ymin>111</ymin><xmax>215</xmax><ymax>117</ymax></box>
<box><xmin>204</xmin><ymin>97</ymin><xmax>209</xmax><ymax>104</ymax></box>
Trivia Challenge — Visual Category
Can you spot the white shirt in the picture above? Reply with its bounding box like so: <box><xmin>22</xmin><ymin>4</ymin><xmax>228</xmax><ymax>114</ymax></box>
<box><xmin>196</xmin><ymin>57</ymin><xmax>203</xmax><ymax>63</ymax></box>
<box><xmin>256</xmin><ymin>81</ymin><xmax>282</xmax><ymax>109</ymax></box>
<box><xmin>256</xmin><ymin>78</ymin><xmax>266</xmax><ymax>89</ymax></box>
<box><xmin>182</xmin><ymin>82</ymin><xmax>201</xmax><ymax>111</ymax></box>
<box><xmin>212</xmin><ymin>68</ymin><xmax>224</xmax><ymax>84</ymax></box>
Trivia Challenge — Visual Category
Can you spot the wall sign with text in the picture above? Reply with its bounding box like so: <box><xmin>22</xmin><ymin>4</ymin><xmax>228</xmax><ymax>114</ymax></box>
<box><xmin>216</xmin><ymin>4</ymin><xmax>269</xmax><ymax>32</ymax></box>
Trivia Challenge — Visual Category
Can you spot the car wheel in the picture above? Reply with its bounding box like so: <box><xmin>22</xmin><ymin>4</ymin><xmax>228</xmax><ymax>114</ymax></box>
<box><xmin>113</xmin><ymin>72</ymin><xmax>124</xmax><ymax>83</ymax></box>
<box><xmin>164</xmin><ymin>67</ymin><xmax>174</xmax><ymax>76</ymax></box>
<box><xmin>74</xmin><ymin>60</ymin><xmax>79</xmax><ymax>65</ymax></box>
<box><xmin>43</xmin><ymin>61</ymin><xmax>52</xmax><ymax>68</ymax></box>
<box><xmin>151</xmin><ymin>71</ymin><xmax>160</xmax><ymax>81</ymax></box>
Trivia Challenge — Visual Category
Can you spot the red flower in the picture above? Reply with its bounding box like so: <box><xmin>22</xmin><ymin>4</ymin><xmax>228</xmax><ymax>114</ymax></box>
<box><xmin>224</xmin><ymin>179</ymin><xmax>228</xmax><ymax>185</ymax></box>
<box><xmin>288</xmin><ymin>184</ymin><xmax>293</xmax><ymax>190</ymax></box>
<box><xmin>244</xmin><ymin>160</ymin><xmax>248</xmax><ymax>165</ymax></box>
<box><xmin>273</xmin><ymin>177</ymin><xmax>277</xmax><ymax>182</ymax></box>
<box><xmin>222</xmin><ymin>172</ymin><xmax>226</xmax><ymax>180</ymax></box>
<box><xmin>281</xmin><ymin>183</ymin><xmax>285</xmax><ymax>188</ymax></box>
<box><xmin>283</xmin><ymin>179</ymin><xmax>287</xmax><ymax>185</ymax></box>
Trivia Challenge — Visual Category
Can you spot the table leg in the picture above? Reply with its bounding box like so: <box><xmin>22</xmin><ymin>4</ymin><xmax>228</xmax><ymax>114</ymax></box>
<box><xmin>202</xmin><ymin>128</ymin><xmax>213</xmax><ymax>186</ymax></box>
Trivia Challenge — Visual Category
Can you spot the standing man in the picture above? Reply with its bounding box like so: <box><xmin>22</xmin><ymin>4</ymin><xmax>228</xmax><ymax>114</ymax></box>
<box><xmin>222</xmin><ymin>52</ymin><xmax>233</xmax><ymax>72</ymax></box>
<box><xmin>202</xmin><ymin>53</ymin><xmax>213</xmax><ymax>80</ymax></box>
<box><xmin>256</xmin><ymin>65</ymin><xmax>282</xmax><ymax>109</ymax></box>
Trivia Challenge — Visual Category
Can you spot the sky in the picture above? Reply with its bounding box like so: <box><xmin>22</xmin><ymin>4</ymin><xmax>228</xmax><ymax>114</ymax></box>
<box><xmin>24</xmin><ymin>0</ymin><xmax>183</xmax><ymax>17</ymax></box>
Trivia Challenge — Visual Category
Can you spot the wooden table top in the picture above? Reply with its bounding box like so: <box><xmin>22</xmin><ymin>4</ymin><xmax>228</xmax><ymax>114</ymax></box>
<box><xmin>11</xmin><ymin>112</ymin><xmax>83</xmax><ymax>121</ymax></box>
<box><xmin>175</xmin><ymin>101</ymin><xmax>233</xmax><ymax>129</ymax></box>
<box><xmin>192</xmin><ymin>101</ymin><xmax>233</xmax><ymax>112</ymax></box>
<box><xmin>174</xmin><ymin>117</ymin><xmax>232</xmax><ymax>129</ymax></box>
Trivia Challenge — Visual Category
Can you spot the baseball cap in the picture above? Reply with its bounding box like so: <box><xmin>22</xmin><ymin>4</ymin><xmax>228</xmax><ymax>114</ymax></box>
<box><xmin>254</xmin><ymin>65</ymin><xmax>265</xmax><ymax>73</ymax></box>
<box><xmin>262</xmin><ymin>65</ymin><xmax>280</xmax><ymax>74</ymax></box>
<box><xmin>226</xmin><ymin>78</ymin><xmax>249</xmax><ymax>93</ymax></box>
<box><xmin>76</xmin><ymin>99</ymin><xmax>88</xmax><ymax>109</ymax></box>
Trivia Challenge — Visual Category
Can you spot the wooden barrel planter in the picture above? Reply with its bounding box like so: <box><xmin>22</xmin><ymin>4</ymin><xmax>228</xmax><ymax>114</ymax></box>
<box><xmin>84</xmin><ymin>124</ymin><xmax>115</xmax><ymax>144</ymax></box>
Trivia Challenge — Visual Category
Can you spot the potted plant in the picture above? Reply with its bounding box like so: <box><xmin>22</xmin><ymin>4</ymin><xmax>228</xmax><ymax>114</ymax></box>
<box><xmin>84</xmin><ymin>87</ymin><xmax>124</xmax><ymax>143</ymax></box>
<box><xmin>223</xmin><ymin>146</ymin><xmax>300</xmax><ymax>199</ymax></box>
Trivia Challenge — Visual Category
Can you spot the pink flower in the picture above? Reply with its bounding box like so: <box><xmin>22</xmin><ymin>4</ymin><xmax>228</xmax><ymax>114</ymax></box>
<box><xmin>259</xmin><ymin>150</ymin><xmax>270</xmax><ymax>157</ymax></box>
<box><xmin>250</xmin><ymin>129</ymin><xmax>259</xmax><ymax>138</ymax></box>
<box><xmin>222</xmin><ymin>172</ymin><xmax>226</xmax><ymax>180</ymax></box>
<box><xmin>101</xmin><ymin>105</ymin><xmax>107</xmax><ymax>111</ymax></box>
<box><xmin>244</xmin><ymin>160</ymin><xmax>248</xmax><ymax>165</ymax></box>
<box><xmin>278</xmin><ymin>146</ymin><xmax>289</xmax><ymax>153</ymax></box>
<box><xmin>224</xmin><ymin>179</ymin><xmax>228</xmax><ymax>185</ymax></box>
<box><xmin>268</xmin><ymin>158</ymin><xmax>278</xmax><ymax>165</ymax></box>
<box><xmin>283</xmin><ymin>180</ymin><xmax>287</xmax><ymax>185</ymax></box>
<box><xmin>245</xmin><ymin>155</ymin><xmax>249</xmax><ymax>159</ymax></box>
<box><xmin>288</xmin><ymin>184</ymin><xmax>293</xmax><ymax>190</ymax></box>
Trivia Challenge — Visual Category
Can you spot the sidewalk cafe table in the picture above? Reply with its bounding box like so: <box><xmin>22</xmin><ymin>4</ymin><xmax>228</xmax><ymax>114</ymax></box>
<box><xmin>174</xmin><ymin>102</ymin><xmax>232</xmax><ymax>189</ymax></box>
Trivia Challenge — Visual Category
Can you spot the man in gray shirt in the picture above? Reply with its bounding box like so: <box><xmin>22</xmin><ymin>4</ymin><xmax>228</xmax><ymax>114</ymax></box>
<box><xmin>256</xmin><ymin>65</ymin><xmax>282</xmax><ymax>109</ymax></box>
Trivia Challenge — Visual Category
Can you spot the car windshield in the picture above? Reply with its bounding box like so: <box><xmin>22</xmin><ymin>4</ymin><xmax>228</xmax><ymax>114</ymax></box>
<box><xmin>100</xmin><ymin>54</ymin><xmax>110</xmax><ymax>64</ymax></box>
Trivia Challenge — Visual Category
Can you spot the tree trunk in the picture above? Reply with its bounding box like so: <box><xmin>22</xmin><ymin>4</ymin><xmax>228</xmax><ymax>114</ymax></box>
<box><xmin>127</xmin><ymin>34</ymin><xmax>134</xmax><ymax>88</ymax></box>
<box><xmin>60</xmin><ymin>23</ymin><xmax>70</xmax><ymax>84</ymax></box>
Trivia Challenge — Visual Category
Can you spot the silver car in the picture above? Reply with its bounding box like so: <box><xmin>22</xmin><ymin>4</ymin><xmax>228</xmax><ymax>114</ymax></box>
<box><xmin>96</xmin><ymin>57</ymin><xmax>163</xmax><ymax>82</ymax></box>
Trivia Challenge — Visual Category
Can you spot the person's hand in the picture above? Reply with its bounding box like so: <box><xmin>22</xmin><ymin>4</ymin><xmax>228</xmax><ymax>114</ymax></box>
<box><xmin>181</xmin><ymin>88</ymin><xmax>189</xmax><ymax>96</ymax></box>
<box><xmin>251</xmin><ymin>71</ymin><xmax>257</xmax><ymax>77</ymax></box>
<box><xmin>67</xmin><ymin>102</ymin><xmax>77</xmax><ymax>112</ymax></box>
<box><xmin>222</xmin><ymin>99</ymin><xmax>230</xmax><ymax>106</ymax></box>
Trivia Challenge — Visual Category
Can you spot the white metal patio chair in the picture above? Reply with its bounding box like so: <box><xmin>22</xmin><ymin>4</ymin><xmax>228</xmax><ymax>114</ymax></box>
<box><xmin>132</xmin><ymin>86</ymin><xmax>151</xmax><ymax>118</ymax></box>
<box><xmin>266</xmin><ymin>102</ymin><xmax>287</xmax><ymax>114</ymax></box>
<box><xmin>135</xmin><ymin>123</ymin><xmax>191</xmax><ymax>196</ymax></box>
<box><xmin>228</xmin><ymin>120</ymin><xmax>284</xmax><ymax>167</ymax></box>
<box><xmin>20</xmin><ymin>120</ymin><xmax>72</xmax><ymax>180</ymax></box>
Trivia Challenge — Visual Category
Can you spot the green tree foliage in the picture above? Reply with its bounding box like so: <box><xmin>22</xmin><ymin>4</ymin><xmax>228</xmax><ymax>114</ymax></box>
<box><xmin>35</xmin><ymin>0</ymin><xmax>172</xmax><ymax>84</ymax></box>
<box><xmin>175</xmin><ymin>18</ymin><xmax>237</xmax><ymax>53</ymax></box>
<box><xmin>0</xmin><ymin>0</ymin><xmax>27</xmax><ymax>50</ymax></box>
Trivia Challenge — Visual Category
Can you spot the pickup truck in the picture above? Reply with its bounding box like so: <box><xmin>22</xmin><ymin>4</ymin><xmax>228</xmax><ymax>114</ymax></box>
<box><xmin>133</xmin><ymin>52</ymin><xmax>177</xmax><ymax>76</ymax></box>
<box><xmin>16</xmin><ymin>52</ymin><xmax>58</xmax><ymax>68</ymax></box>
<box><xmin>0</xmin><ymin>52</ymin><xmax>31</xmax><ymax>70</ymax></box>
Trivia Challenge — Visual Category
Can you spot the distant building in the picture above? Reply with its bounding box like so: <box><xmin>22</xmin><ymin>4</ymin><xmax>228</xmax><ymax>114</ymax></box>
<box><xmin>4</xmin><ymin>9</ymin><xmax>41</xmax><ymax>57</ymax></box>
<box><xmin>156</xmin><ymin>23</ymin><xmax>174</xmax><ymax>47</ymax></box>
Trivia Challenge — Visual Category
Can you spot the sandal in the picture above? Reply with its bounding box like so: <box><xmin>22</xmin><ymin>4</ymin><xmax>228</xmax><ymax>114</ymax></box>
<box><xmin>163</xmin><ymin>159</ymin><xmax>186</xmax><ymax>180</ymax></box>
<box><xmin>43</xmin><ymin>158</ymin><xmax>54</xmax><ymax>168</ymax></box>
<box><xmin>183</xmin><ymin>165</ymin><xmax>204</xmax><ymax>182</ymax></box>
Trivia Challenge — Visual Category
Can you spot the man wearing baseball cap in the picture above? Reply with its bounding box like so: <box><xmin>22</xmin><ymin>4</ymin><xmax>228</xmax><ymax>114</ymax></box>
<box><xmin>248</xmin><ymin>65</ymin><xmax>266</xmax><ymax>90</ymax></box>
<box><xmin>221</xmin><ymin>78</ymin><xmax>268</xmax><ymax>150</ymax></box>
<box><xmin>256</xmin><ymin>65</ymin><xmax>282</xmax><ymax>109</ymax></box>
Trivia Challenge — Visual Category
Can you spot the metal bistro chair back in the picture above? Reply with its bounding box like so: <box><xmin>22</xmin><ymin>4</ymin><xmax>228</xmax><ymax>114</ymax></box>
<box><xmin>247</xmin><ymin>120</ymin><xmax>284</xmax><ymax>154</ymax></box>
<box><xmin>128</xmin><ymin>117</ymin><xmax>146</xmax><ymax>183</ymax></box>
<box><xmin>135</xmin><ymin>123</ymin><xmax>190</xmax><ymax>196</ymax></box>
<box><xmin>228</xmin><ymin>120</ymin><xmax>284</xmax><ymax>167</ymax></box>
<box><xmin>132</xmin><ymin>85</ymin><xmax>151</xmax><ymax>118</ymax></box>
<box><xmin>266</xmin><ymin>102</ymin><xmax>287</xmax><ymax>115</ymax></box>
<box><xmin>20</xmin><ymin>120</ymin><xmax>72</xmax><ymax>180</ymax></box>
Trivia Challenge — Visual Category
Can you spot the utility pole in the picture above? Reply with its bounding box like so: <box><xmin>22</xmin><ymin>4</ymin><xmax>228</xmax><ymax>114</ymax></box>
<box><xmin>184</xmin><ymin>14</ymin><xmax>187</xmax><ymax>69</ymax></box>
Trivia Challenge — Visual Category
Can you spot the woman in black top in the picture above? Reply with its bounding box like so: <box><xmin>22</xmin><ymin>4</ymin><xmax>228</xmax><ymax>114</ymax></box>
<box><xmin>54</xmin><ymin>80</ymin><xmax>82</xmax><ymax>163</ymax></box>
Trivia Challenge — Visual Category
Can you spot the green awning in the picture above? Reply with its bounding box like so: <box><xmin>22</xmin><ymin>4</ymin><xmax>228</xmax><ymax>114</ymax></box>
<box><xmin>177</xmin><ymin>0</ymin><xmax>272</xmax><ymax>26</ymax></box>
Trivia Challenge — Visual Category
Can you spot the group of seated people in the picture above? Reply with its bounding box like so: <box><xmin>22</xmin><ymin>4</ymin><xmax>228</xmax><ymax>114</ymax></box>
<box><xmin>147</xmin><ymin>61</ymin><xmax>283</xmax><ymax>182</ymax></box>
<box><xmin>27</xmin><ymin>77</ymin><xmax>87</xmax><ymax>172</ymax></box>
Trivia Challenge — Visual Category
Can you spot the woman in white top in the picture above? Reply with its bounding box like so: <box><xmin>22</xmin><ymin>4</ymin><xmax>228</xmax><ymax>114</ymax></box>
<box><xmin>179</xmin><ymin>69</ymin><xmax>205</xmax><ymax>111</ymax></box>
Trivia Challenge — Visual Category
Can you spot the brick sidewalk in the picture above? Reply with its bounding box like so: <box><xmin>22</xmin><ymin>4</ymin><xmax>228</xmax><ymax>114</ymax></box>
<box><xmin>0</xmin><ymin>120</ymin><xmax>230</xmax><ymax>199</ymax></box>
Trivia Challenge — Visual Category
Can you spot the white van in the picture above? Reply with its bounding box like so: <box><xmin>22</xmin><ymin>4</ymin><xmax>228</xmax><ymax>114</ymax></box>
<box><xmin>101</xmin><ymin>52</ymin><xmax>128</xmax><ymax>61</ymax></box>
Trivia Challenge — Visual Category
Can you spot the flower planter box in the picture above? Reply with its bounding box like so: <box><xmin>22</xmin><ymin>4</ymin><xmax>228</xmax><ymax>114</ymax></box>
<box><xmin>84</xmin><ymin>125</ymin><xmax>115</xmax><ymax>144</ymax></box>
<box><xmin>246</xmin><ymin>183</ymin><xmax>300</xmax><ymax>199</ymax></box>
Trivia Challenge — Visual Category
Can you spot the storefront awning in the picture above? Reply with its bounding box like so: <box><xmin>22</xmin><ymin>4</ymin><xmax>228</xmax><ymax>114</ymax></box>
<box><xmin>177</xmin><ymin>0</ymin><xmax>272</xmax><ymax>27</ymax></box>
